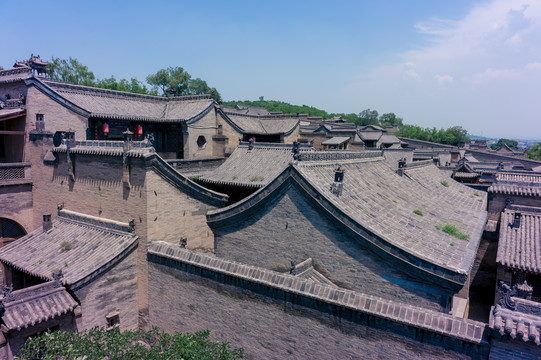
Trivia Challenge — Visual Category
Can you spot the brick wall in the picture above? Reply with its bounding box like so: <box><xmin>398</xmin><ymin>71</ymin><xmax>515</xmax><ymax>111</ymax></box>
<box><xmin>489</xmin><ymin>338</ymin><xmax>541</xmax><ymax>360</ymax></box>
<box><xmin>145</xmin><ymin>170</ymin><xmax>216</xmax><ymax>250</ymax></box>
<box><xmin>488</xmin><ymin>193</ymin><xmax>541</xmax><ymax>223</ymax></box>
<box><xmin>219</xmin><ymin>114</ymin><xmax>242</xmax><ymax>151</ymax></box>
<box><xmin>186</xmin><ymin>110</ymin><xmax>219</xmax><ymax>159</ymax></box>
<box><xmin>282</xmin><ymin>126</ymin><xmax>299</xmax><ymax>144</ymax></box>
<box><xmin>148</xmin><ymin>249</ymin><xmax>489</xmax><ymax>360</ymax></box>
<box><xmin>25</xmin><ymin>86</ymin><xmax>88</xmax><ymax>140</ymax></box>
<box><xmin>0</xmin><ymin>184</ymin><xmax>33</xmax><ymax>236</ymax></box>
<box><xmin>74</xmin><ymin>249</ymin><xmax>138</xmax><ymax>331</ymax></box>
<box><xmin>0</xmin><ymin>82</ymin><xmax>27</xmax><ymax>103</ymax></box>
<box><xmin>214</xmin><ymin>183</ymin><xmax>451</xmax><ymax>311</ymax></box>
<box><xmin>26</xmin><ymin>147</ymin><xmax>222</xmax><ymax>327</ymax></box>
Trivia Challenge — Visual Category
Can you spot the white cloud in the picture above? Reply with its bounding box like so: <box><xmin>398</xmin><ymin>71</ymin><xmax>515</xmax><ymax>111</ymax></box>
<box><xmin>343</xmin><ymin>0</ymin><xmax>541</xmax><ymax>138</ymax></box>
<box><xmin>434</xmin><ymin>74</ymin><xmax>453</xmax><ymax>85</ymax></box>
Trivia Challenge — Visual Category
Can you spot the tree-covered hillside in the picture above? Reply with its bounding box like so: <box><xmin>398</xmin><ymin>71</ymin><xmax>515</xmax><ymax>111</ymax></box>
<box><xmin>223</xmin><ymin>99</ymin><xmax>403</xmax><ymax>127</ymax></box>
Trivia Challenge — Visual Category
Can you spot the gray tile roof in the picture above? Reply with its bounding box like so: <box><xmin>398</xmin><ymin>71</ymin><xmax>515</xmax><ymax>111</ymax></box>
<box><xmin>42</xmin><ymin>80</ymin><xmax>215</xmax><ymax>123</ymax></box>
<box><xmin>0</xmin><ymin>281</ymin><xmax>78</xmax><ymax>331</ymax></box>
<box><xmin>497</xmin><ymin>207</ymin><xmax>541</xmax><ymax>274</ymax></box>
<box><xmin>403</xmin><ymin>163</ymin><xmax>487</xmax><ymax>211</ymax></box>
<box><xmin>149</xmin><ymin>242</ymin><xmax>487</xmax><ymax>344</ymax></box>
<box><xmin>489</xmin><ymin>171</ymin><xmax>541</xmax><ymax>197</ymax></box>
<box><xmin>490</xmin><ymin>299</ymin><xmax>541</xmax><ymax>345</ymax></box>
<box><xmin>0</xmin><ymin>108</ymin><xmax>25</xmax><ymax>121</ymax></box>
<box><xmin>322</xmin><ymin>137</ymin><xmax>350</xmax><ymax>146</ymax></box>
<box><xmin>489</xmin><ymin>184</ymin><xmax>541</xmax><ymax>197</ymax></box>
<box><xmin>222</xmin><ymin>105</ymin><xmax>270</xmax><ymax>116</ymax></box>
<box><xmin>293</xmin><ymin>158</ymin><xmax>486</xmax><ymax>276</ymax></box>
<box><xmin>222</xmin><ymin>113</ymin><xmax>299</xmax><ymax>135</ymax></box>
<box><xmin>359</xmin><ymin>125</ymin><xmax>384</xmax><ymax>131</ymax></box>
<box><xmin>454</xmin><ymin>171</ymin><xmax>481</xmax><ymax>179</ymax></box>
<box><xmin>495</xmin><ymin>172</ymin><xmax>541</xmax><ymax>185</ymax></box>
<box><xmin>359</xmin><ymin>131</ymin><xmax>382</xmax><ymax>141</ymax></box>
<box><xmin>0</xmin><ymin>209</ymin><xmax>138</xmax><ymax>288</ymax></box>
<box><xmin>199</xmin><ymin>143</ymin><xmax>301</xmax><ymax>188</ymax></box>
<box><xmin>379</xmin><ymin>134</ymin><xmax>401</xmax><ymax>144</ymax></box>
<box><xmin>0</xmin><ymin>68</ymin><xmax>34</xmax><ymax>83</ymax></box>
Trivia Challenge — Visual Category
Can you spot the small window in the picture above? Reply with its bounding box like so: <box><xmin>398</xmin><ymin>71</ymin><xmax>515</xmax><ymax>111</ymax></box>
<box><xmin>196</xmin><ymin>136</ymin><xmax>207</xmax><ymax>148</ymax></box>
<box><xmin>106</xmin><ymin>311</ymin><xmax>120</xmax><ymax>331</ymax></box>
<box><xmin>36</xmin><ymin>114</ymin><xmax>44</xmax><ymax>131</ymax></box>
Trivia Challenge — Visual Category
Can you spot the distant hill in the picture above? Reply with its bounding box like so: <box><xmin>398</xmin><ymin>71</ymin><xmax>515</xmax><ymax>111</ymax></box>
<box><xmin>222</xmin><ymin>100</ymin><xmax>332</xmax><ymax>119</ymax></box>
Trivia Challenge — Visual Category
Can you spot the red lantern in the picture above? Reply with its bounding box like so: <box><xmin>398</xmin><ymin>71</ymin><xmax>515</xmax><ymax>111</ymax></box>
<box><xmin>135</xmin><ymin>124</ymin><xmax>143</xmax><ymax>136</ymax></box>
<box><xmin>102</xmin><ymin>123</ymin><xmax>109</xmax><ymax>135</ymax></box>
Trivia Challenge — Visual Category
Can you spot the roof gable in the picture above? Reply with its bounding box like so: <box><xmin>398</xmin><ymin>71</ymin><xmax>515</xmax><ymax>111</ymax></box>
<box><xmin>208</xmin><ymin>154</ymin><xmax>487</xmax><ymax>286</ymax></box>
<box><xmin>0</xmin><ymin>281</ymin><xmax>77</xmax><ymax>331</ymax></box>
<box><xmin>199</xmin><ymin>143</ymin><xmax>301</xmax><ymax>188</ymax></box>
<box><xmin>0</xmin><ymin>209</ymin><xmax>138</xmax><ymax>288</ymax></box>
<box><xmin>41</xmin><ymin>80</ymin><xmax>215</xmax><ymax>123</ymax></box>
<box><xmin>219</xmin><ymin>111</ymin><xmax>300</xmax><ymax>136</ymax></box>
<box><xmin>497</xmin><ymin>206</ymin><xmax>541</xmax><ymax>274</ymax></box>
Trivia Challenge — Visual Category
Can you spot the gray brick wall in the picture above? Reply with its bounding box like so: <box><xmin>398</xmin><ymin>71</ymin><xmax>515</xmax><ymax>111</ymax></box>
<box><xmin>74</xmin><ymin>249</ymin><xmax>138</xmax><ymax>331</ymax></box>
<box><xmin>489</xmin><ymin>338</ymin><xmax>541</xmax><ymax>360</ymax></box>
<box><xmin>0</xmin><ymin>184</ymin><xmax>33</xmax><ymax>236</ymax></box>
<box><xmin>215</xmin><ymin>184</ymin><xmax>451</xmax><ymax>311</ymax></box>
<box><xmin>148</xmin><ymin>258</ymin><xmax>486</xmax><ymax>360</ymax></box>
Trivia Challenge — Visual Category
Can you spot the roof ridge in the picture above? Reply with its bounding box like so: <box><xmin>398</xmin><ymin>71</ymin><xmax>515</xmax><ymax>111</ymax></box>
<box><xmin>44</xmin><ymin>80</ymin><xmax>213</xmax><ymax>102</ymax></box>
<box><xmin>58</xmin><ymin>209</ymin><xmax>134</xmax><ymax>233</ymax></box>
<box><xmin>0</xmin><ymin>67</ymin><xmax>33</xmax><ymax>77</ymax></box>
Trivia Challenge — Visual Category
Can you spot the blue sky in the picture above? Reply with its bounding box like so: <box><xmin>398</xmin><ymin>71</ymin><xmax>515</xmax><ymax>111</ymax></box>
<box><xmin>2</xmin><ymin>0</ymin><xmax>540</xmax><ymax>139</ymax></box>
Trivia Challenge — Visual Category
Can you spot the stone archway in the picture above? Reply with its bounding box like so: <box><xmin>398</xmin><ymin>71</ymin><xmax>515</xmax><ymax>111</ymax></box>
<box><xmin>0</xmin><ymin>217</ymin><xmax>26</xmax><ymax>248</ymax></box>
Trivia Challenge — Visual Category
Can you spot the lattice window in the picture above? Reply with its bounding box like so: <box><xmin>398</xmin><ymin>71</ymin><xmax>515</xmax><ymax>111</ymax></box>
<box><xmin>0</xmin><ymin>167</ymin><xmax>25</xmax><ymax>181</ymax></box>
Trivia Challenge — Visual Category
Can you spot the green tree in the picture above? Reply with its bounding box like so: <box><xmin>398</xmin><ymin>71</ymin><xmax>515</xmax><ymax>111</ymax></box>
<box><xmin>47</xmin><ymin>57</ymin><xmax>96</xmax><ymax>86</ymax></box>
<box><xmin>491</xmin><ymin>138</ymin><xmax>519</xmax><ymax>150</ymax></box>
<box><xmin>358</xmin><ymin>109</ymin><xmax>380</xmax><ymax>126</ymax></box>
<box><xmin>147</xmin><ymin>67</ymin><xmax>221</xmax><ymax>101</ymax></box>
<box><xmin>188</xmin><ymin>78</ymin><xmax>222</xmax><ymax>102</ymax></box>
<box><xmin>147</xmin><ymin>67</ymin><xmax>191</xmax><ymax>97</ymax></box>
<box><xmin>526</xmin><ymin>143</ymin><xmax>541</xmax><ymax>160</ymax></box>
<box><xmin>95</xmin><ymin>76</ymin><xmax>154</xmax><ymax>95</ymax></box>
<box><xmin>397</xmin><ymin>125</ymin><xmax>469</xmax><ymax>147</ymax></box>
<box><xmin>379</xmin><ymin>113</ymin><xmax>403</xmax><ymax>127</ymax></box>
<box><xmin>17</xmin><ymin>327</ymin><xmax>244</xmax><ymax>360</ymax></box>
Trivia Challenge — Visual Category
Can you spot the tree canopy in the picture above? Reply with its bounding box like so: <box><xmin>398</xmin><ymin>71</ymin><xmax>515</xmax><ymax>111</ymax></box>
<box><xmin>48</xmin><ymin>57</ymin><xmax>96</xmax><ymax>86</ymax></box>
<box><xmin>491</xmin><ymin>138</ymin><xmax>519</xmax><ymax>151</ymax></box>
<box><xmin>526</xmin><ymin>142</ymin><xmax>541</xmax><ymax>160</ymax></box>
<box><xmin>396</xmin><ymin>125</ymin><xmax>469</xmax><ymax>147</ymax></box>
<box><xmin>17</xmin><ymin>327</ymin><xmax>244</xmax><ymax>360</ymax></box>
<box><xmin>146</xmin><ymin>67</ymin><xmax>222</xmax><ymax>102</ymax></box>
<box><xmin>46</xmin><ymin>58</ymin><xmax>221</xmax><ymax>100</ymax></box>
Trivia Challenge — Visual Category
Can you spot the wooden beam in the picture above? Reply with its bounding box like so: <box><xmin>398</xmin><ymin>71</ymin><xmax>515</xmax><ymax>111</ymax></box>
<box><xmin>0</xmin><ymin>131</ymin><xmax>25</xmax><ymax>135</ymax></box>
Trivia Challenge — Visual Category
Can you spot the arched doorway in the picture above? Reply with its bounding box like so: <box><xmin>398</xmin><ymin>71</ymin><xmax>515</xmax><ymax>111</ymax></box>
<box><xmin>0</xmin><ymin>218</ymin><xmax>26</xmax><ymax>248</ymax></box>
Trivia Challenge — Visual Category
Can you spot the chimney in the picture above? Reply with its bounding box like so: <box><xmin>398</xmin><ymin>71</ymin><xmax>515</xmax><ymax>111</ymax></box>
<box><xmin>43</xmin><ymin>213</ymin><xmax>52</xmax><ymax>232</ymax></box>
<box><xmin>512</xmin><ymin>212</ymin><xmax>522</xmax><ymax>228</ymax></box>
<box><xmin>330</xmin><ymin>166</ymin><xmax>345</xmax><ymax>196</ymax></box>
<box><xmin>334</xmin><ymin>166</ymin><xmax>344</xmax><ymax>183</ymax></box>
